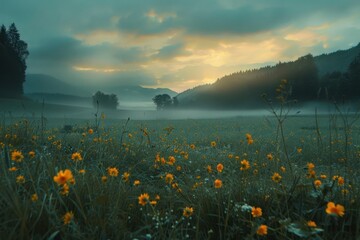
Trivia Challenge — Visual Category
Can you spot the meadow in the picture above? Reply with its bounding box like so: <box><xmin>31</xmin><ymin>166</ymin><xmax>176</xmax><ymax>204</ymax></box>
<box><xmin>1</xmin><ymin>99</ymin><xmax>360</xmax><ymax>239</ymax></box>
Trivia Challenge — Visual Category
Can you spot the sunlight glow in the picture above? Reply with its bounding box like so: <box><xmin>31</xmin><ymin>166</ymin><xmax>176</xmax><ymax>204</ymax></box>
<box><xmin>73</xmin><ymin>66</ymin><xmax>122</xmax><ymax>73</ymax></box>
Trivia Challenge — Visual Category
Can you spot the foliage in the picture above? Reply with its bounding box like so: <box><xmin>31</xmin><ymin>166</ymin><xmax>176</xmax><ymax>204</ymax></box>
<box><xmin>152</xmin><ymin>94</ymin><xmax>173</xmax><ymax>110</ymax></box>
<box><xmin>0</xmin><ymin>23</ymin><xmax>29</xmax><ymax>98</ymax></box>
<box><xmin>177</xmin><ymin>54</ymin><xmax>319</xmax><ymax>109</ymax></box>
<box><xmin>92</xmin><ymin>91</ymin><xmax>119</xmax><ymax>110</ymax></box>
<box><xmin>319</xmin><ymin>53</ymin><xmax>360</xmax><ymax>101</ymax></box>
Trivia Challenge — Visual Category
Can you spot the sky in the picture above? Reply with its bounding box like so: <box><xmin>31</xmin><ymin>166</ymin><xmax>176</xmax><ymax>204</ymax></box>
<box><xmin>1</xmin><ymin>0</ymin><xmax>360</xmax><ymax>93</ymax></box>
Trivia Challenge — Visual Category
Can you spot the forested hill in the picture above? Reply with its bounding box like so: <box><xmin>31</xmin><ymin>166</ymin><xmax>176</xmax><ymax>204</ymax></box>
<box><xmin>176</xmin><ymin>43</ymin><xmax>360</xmax><ymax>109</ymax></box>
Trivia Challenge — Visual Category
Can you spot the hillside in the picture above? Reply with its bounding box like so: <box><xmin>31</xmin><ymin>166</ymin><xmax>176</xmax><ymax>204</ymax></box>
<box><xmin>24</xmin><ymin>74</ymin><xmax>177</xmax><ymax>106</ymax></box>
<box><xmin>24</xmin><ymin>74</ymin><xmax>91</xmax><ymax>97</ymax></box>
<box><xmin>177</xmin><ymin>43</ymin><xmax>360</xmax><ymax>109</ymax></box>
<box><xmin>314</xmin><ymin>43</ymin><xmax>360</xmax><ymax>76</ymax></box>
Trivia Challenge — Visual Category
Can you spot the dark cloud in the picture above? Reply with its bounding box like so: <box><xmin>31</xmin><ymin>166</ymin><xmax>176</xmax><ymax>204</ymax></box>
<box><xmin>152</xmin><ymin>43</ymin><xmax>189</xmax><ymax>60</ymax></box>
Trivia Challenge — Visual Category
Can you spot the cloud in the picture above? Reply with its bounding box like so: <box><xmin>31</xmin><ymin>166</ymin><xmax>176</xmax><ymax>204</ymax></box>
<box><xmin>1</xmin><ymin>0</ymin><xmax>360</xmax><ymax>93</ymax></box>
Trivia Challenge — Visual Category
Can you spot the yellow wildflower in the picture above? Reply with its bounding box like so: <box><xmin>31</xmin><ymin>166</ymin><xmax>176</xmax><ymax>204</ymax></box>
<box><xmin>216</xmin><ymin>163</ymin><xmax>224</xmax><ymax>173</ymax></box>
<box><xmin>107</xmin><ymin>167</ymin><xmax>119</xmax><ymax>177</ymax></box>
<box><xmin>63</xmin><ymin>211</ymin><xmax>74</xmax><ymax>225</ymax></box>
<box><xmin>214</xmin><ymin>179</ymin><xmax>223</xmax><ymax>189</ymax></box>
<box><xmin>53</xmin><ymin>169</ymin><xmax>74</xmax><ymax>185</ymax></box>
<box><xmin>183</xmin><ymin>207</ymin><xmax>194</xmax><ymax>218</ymax></box>
<box><xmin>251</xmin><ymin>207</ymin><xmax>262</xmax><ymax>217</ymax></box>
<box><xmin>256</xmin><ymin>225</ymin><xmax>268</xmax><ymax>236</ymax></box>
<box><xmin>11</xmin><ymin>150</ymin><xmax>24</xmax><ymax>162</ymax></box>
<box><xmin>138</xmin><ymin>193</ymin><xmax>150</xmax><ymax>206</ymax></box>
<box><xmin>71</xmin><ymin>152</ymin><xmax>83</xmax><ymax>161</ymax></box>
<box><xmin>271</xmin><ymin>172</ymin><xmax>282</xmax><ymax>183</ymax></box>
<box><xmin>326</xmin><ymin>202</ymin><xmax>345</xmax><ymax>217</ymax></box>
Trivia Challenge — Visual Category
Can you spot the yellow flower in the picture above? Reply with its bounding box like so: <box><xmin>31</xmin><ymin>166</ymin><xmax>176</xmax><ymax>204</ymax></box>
<box><xmin>240</xmin><ymin>159</ymin><xmax>250</xmax><ymax>171</ymax></box>
<box><xmin>280</xmin><ymin>166</ymin><xmax>286</xmax><ymax>172</ymax></box>
<box><xmin>320</xmin><ymin>174</ymin><xmax>327</xmax><ymax>179</ymax></box>
<box><xmin>176</xmin><ymin>165</ymin><xmax>182</xmax><ymax>171</ymax></box>
<box><xmin>190</xmin><ymin>144</ymin><xmax>195</xmax><ymax>149</ymax></box>
<box><xmin>211</xmin><ymin>141</ymin><xmax>216</xmax><ymax>147</ymax></box>
<box><xmin>155</xmin><ymin>194</ymin><xmax>160</xmax><ymax>200</ymax></box>
<box><xmin>207</xmin><ymin>165</ymin><xmax>212</xmax><ymax>173</ymax></box>
<box><xmin>216</xmin><ymin>163</ymin><xmax>224</xmax><ymax>173</ymax></box>
<box><xmin>297</xmin><ymin>147</ymin><xmax>302</xmax><ymax>153</ymax></box>
<box><xmin>307</xmin><ymin>221</ymin><xmax>317</xmax><ymax>227</ymax></box>
<box><xmin>256</xmin><ymin>224</ymin><xmax>268</xmax><ymax>236</ymax></box>
<box><xmin>271</xmin><ymin>172</ymin><xmax>282</xmax><ymax>183</ymax></box>
<box><xmin>314</xmin><ymin>180</ymin><xmax>322</xmax><ymax>188</ymax></box>
<box><xmin>122</xmin><ymin>172</ymin><xmax>130</xmax><ymax>182</ymax></box>
<box><xmin>138</xmin><ymin>193</ymin><xmax>150</xmax><ymax>206</ymax></box>
<box><xmin>246</xmin><ymin>133</ymin><xmax>253</xmax><ymax>145</ymax></box>
<box><xmin>214</xmin><ymin>179</ymin><xmax>222</xmax><ymax>189</ymax></box>
<box><xmin>78</xmin><ymin>169</ymin><xmax>86</xmax><ymax>174</ymax></box>
<box><xmin>168</xmin><ymin>156</ymin><xmax>176</xmax><ymax>165</ymax></box>
<box><xmin>11</xmin><ymin>150</ymin><xmax>24</xmax><ymax>162</ymax></box>
<box><xmin>307</xmin><ymin>162</ymin><xmax>315</xmax><ymax>169</ymax></box>
<box><xmin>337</xmin><ymin>177</ymin><xmax>345</xmax><ymax>186</ymax></box>
<box><xmin>53</xmin><ymin>169</ymin><xmax>74</xmax><ymax>185</ymax></box>
<box><xmin>326</xmin><ymin>202</ymin><xmax>345</xmax><ymax>217</ymax></box>
<box><xmin>88</xmin><ymin>128</ymin><xmax>94</xmax><ymax>134</ymax></box>
<box><xmin>251</xmin><ymin>207</ymin><xmax>262</xmax><ymax>217</ymax></box>
<box><xmin>150</xmin><ymin>200</ymin><xmax>157</xmax><ymax>206</ymax></box>
<box><xmin>165</xmin><ymin>173</ymin><xmax>174</xmax><ymax>184</ymax></box>
<box><xmin>101</xmin><ymin>176</ymin><xmax>108</xmax><ymax>183</ymax></box>
<box><xmin>71</xmin><ymin>152</ymin><xmax>83</xmax><ymax>161</ymax></box>
<box><xmin>28</xmin><ymin>151</ymin><xmax>36</xmax><ymax>158</ymax></box>
<box><xmin>133</xmin><ymin>180</ymin><xmax>141</xmax><ymax>186</ymax></box>
<box><xmin>107</xmin><ymin>167</ymin><xmax>119</xmax><ymax>177</ymax></box>
<box><xmin>9</xmin><ymin>166</ymin><xmax>18</xmax><ymax>172</ymax></box>
<box><xmin>63</xmin><ymin>211</ymin><xmax>74</xmax><ymax>225</ymax></box>
<box><xmin>266</xmin><ymin>153</ymin><xmax>273</xmax><ymax>160</ymax></box>
<box><xmin>183</xmin><ymin>207</ymin><xmax>194</xmax><ymax>217</ymax></box>
<box><xmin>31</xmin><ymin>193</ymin><xmax>38</xmax><ymax>202</ymax></box>
<box><xmin>16</xmin><ymin>175</ymin><xmax>25</xmax><ymax>184</ymax></box>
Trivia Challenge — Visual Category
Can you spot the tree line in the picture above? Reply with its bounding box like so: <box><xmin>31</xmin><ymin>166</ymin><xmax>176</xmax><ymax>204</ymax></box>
<box><xmin>0</xmin><ymin>23</ymin><xmax>29</xmax><ymax>98</ymax></box>
<box><xmin>175</xmin><ymin>52</ymin><xmax>360</xmax><ymax>109</ymax></box>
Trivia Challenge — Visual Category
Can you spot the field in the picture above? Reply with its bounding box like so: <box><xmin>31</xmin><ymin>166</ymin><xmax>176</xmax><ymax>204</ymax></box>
<box><xmin>1</xmin><ymin>101</ymin><xmax>360</xmax><ymax>239</ymax></box>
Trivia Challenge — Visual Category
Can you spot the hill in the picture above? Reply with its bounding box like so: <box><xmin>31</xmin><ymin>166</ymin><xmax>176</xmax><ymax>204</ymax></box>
<box><xmin>24</xmin><ymin>74</ymin><xmax>177</xmax><ymax>107</ymax></box>
<box><xmin>24</xmin><ymin>74</ymin><xmax>90</xmax><ymax>96</ymax></box>
<box><xmin>177</xmin><ymin>43</ymin><xmax>360</xmax><ymax>109</ymax></box>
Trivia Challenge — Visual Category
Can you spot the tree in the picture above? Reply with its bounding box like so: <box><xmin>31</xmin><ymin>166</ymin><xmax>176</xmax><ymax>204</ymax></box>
<box><xmin>153</xmin><ymin>94</ymin><xmax>172</xmax><ymax>110</ymax></box>
<box><xmin>348</xmin><ymin>53</ymin><xmax>360</xmax><ymax>98</ymax></box>
<box><xmin>92</xmin><ymin>91</ymin><xmax>119</xmax><ymax>110</ymax></box>
<box><xmin>0</xmin><ymin>23</ymin><xmax>29</xmax><ymax>98</ymax></box>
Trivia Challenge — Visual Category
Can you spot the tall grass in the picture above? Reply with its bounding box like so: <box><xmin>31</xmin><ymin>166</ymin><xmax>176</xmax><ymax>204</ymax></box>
<box><xmin>0</xmin><ymin>96</ymin><xmax>359</xmax><ymax>239</ymax></box>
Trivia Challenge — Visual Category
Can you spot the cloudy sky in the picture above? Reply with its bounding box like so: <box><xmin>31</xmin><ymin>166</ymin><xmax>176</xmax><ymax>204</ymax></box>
<box><xmin>1</xmin><ymin>0</ymin><xmax>360</xmax><ymax>93</ymax></box>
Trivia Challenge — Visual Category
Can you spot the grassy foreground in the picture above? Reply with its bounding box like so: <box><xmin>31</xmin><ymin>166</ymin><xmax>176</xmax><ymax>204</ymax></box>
<box><xmin>0</xmin><ymin>104</ymin><xmax>360</xmax><ymax>239</ymax></box>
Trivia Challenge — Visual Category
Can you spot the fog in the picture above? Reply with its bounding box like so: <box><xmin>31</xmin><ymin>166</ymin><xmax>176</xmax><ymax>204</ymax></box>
<box><xmin>2</xmin><ymin>98</ymin><xmax>358</xmax><ymax>128</ymax></box>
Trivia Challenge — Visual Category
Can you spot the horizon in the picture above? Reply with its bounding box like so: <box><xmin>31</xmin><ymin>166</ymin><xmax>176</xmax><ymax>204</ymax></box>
<box><xmin>1</xmin><ymin>1</ymin><xmax>360</xmax><ymax>92</ymax></box>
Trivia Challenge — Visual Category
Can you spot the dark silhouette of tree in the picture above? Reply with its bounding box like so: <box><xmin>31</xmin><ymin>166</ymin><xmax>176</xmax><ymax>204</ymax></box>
<box><xmin>153</xmin><ymin>94</ymin><xmax>172</xmax><ymax>110</ymax></box>
<box><xmin>92</xmin><ymin>91</ymin><xmax>119</xmax><ymax>109</ymax></box>
<box><xmin>172</xmin><ymin>96</ymin><xmax>179</xmax><ymax>107</ymax></box>
<box><xmin>0</xmin><ymin>23</ymin><xmax>29</xmax><ymax>98</ymax></box>
<box><xmin>348</xmin><ymin>53</ymin><xmax>360</xmax><ymax>98</ymax></box>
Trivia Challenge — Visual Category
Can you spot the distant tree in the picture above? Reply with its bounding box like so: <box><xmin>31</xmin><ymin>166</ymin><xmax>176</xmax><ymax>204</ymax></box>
<box><xmin>153</xmin><ymin>94</ymin><xmax>172</xmax><ymax>110</ymax></box>
<box><xmin>0</xmin><ymin>24</ymin><xmax>27</xmax><ymax>97</ymax></box>
<box><xmin>348</xmin><ymin>53</ymin><xmax>360</xmax><ymax>98</ymax></box>
<box><xmin>172</xmin><ymin>96</ymin><xmax>179</xmax><ymax>107</ymax></box>
<box><xmin>92</xmin><ymin>91</ymin><xmax>119</xmax><ymax>109</ymax></box>
<box><xmin>0</xmin><ymin>23</ymin><xmax>29</xmax><ymax>98</ymax></box>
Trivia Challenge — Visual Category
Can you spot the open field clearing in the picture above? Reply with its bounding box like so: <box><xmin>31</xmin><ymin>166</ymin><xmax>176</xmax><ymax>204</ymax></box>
<box><xmin>1</xmin><ymin>103</ymin><xmax>360</xmax><ymax>239</ymax></box>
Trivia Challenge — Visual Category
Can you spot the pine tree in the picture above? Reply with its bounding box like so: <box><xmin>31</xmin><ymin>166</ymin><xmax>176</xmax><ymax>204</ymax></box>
<box><xmin>0</xmin><ymin>23</ymin><xmax>29</xmax><ymax>98</ymax></box>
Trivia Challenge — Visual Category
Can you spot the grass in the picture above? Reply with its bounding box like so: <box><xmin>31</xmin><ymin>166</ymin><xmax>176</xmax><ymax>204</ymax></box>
<box><xmin>1</xmin><ymin>97</ymin><xmax>360</xmax><ymax>239</ymax></box>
